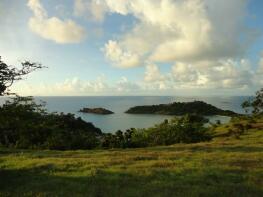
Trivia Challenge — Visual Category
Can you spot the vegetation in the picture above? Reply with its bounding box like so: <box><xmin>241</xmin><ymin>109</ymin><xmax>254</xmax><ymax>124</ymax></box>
<box><xmin>0</xmin><ymin>56</ymin><xmax>262</xmax><ymax>196</ymax></box>
<box><xmin>0</xmin><ymin>116</ymin><xmax>262</xmax><ymax>196</ymax></box>
<box><xmin>126</xmin><ymin>101</ymin><xmax>238</xmax><ymax>116</ymax></box>
<box><xmin>0</xmin><ymin>56</ymin><xmax>43</xmax><ymax>95</ymax></box>
<box><xmin>242</xmin><ymin>88</ymin><xmax>263</xmax><ymax>115</ymax></box>
<box><xmin>0</xmin><ymin>56</ymin><xmax>103</xmax><ymax>150</ymax></box>
<box><xmin>0</xmin><ymin>96</ymin><xmax>212</xmax><ymax>150</ymax></box>
<box><xmin>0</xmin><ymin>96</ymin><xmax>102</xmax><ymax>150</ymax></box>
<box><xmin>102</xmin><ymin>115</ymin><xmax>212</xmax><ymax>149</ymax></box>
<box><xmin>79</xmin><ymin>107</ymin><xmax>114</xmax><ymax>115</ymax></box>
<box><xmin>2</xmin><ymin>88</ymin><xmax>263</xmax><ymax>151</ymax></box>
<box><xmin>0</xmin><ymin>57</ymin><xmax>262</xmax><ymax>195</ymax></box>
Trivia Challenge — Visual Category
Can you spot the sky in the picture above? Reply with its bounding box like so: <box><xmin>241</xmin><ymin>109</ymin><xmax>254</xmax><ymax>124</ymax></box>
<box><xmin>0</xmin><ymin>0</ymin><xmax>263</xmax><ymax>96</ymax></box>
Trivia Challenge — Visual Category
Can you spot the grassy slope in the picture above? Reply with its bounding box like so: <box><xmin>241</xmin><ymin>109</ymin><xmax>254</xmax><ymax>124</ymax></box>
<box><xmin>0</xmin><ymin>119</ymin><xmax>262</xmax><ymax>197</ymax></box>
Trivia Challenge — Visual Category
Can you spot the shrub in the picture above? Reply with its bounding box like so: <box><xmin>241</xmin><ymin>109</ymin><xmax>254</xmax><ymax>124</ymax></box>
<box><xmin>102</xmin><ymin>114</ymin><xmax>212</xmax><ymax>149</ymax></box>
<box><xmin>242</xmin><ymin>88</ymin><xmax>263</xmax><ymax>115</ymax></box>
<box><xmin>228</xmin><ymin>123</ymin><xmax>247</xmax><ymax>139</ymax></box>
<box><xmin>130</xmin><ymin>129</ymin><xmax>148</xmax><ymax>148</ymax></box>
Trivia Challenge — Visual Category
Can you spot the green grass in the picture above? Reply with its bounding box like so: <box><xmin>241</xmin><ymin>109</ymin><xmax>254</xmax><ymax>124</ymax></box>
<box><xmin>0</xmin><ymin>120</ymin><xmax>263</xmax><ymax>196</ymax></box>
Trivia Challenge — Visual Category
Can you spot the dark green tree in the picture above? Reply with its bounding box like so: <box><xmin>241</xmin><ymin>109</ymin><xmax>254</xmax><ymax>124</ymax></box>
<box><xmin>124</xmin><ymin>128</ymin><xmax>135</xmax><ymax>148</ymax></box>
<box><xmin>0</xmin><ymin>56</ymin><xmax>43</xmax><ymax>95</ymax></box>
<box><xmin>0</xmin><ymin>96</ymin><xmax>102</xmax><ymax>150</ymax></box>
<box><xmin>242</xmin><ymin>88</ymin><xmax>263</xmax><ymax>115</ymax></box>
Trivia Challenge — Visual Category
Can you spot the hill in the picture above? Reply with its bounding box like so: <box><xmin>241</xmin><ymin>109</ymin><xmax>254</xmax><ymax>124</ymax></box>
<box><xmin>0</xmin><ymin>117</ymin><xmax>262</xmax><ymax>196</ymax></box>
<box><xmin>126</xmin><ymin>101</ymin><xmax>238</xmax><ymax>116</ymax></box>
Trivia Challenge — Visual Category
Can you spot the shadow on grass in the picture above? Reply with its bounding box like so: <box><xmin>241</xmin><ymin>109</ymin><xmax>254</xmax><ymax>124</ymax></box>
<box><xmin>1</xmin><ymin>143</ymin><xmax>262</xmax><ymax>157</ymax></box>
<box><xmin>150</xmin><ymin>145</ymin><xmax>263</xmax><ymax>154</ymax></box>
<box><xmin>208</xmin><ymin>146</ymin><xmax>263</xmax><ymax>153</ymax></box>
<box><xmin>0</xmin><ymin>165</ymin><xmax>262</xmax><ymax>197</ymax></box>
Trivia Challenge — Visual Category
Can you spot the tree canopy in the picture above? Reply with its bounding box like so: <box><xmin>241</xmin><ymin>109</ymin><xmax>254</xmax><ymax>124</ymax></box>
<box><xmin>126</xmin><ymin>101</ymin><xmax>238</xmax><ymax>116</ymax></box>
<box><xmin>0</xmin><ymin>56</ymin><xmax>43</xmax><ymax>95</ymax></box>
<box><xmin>0</xmin><ymin>96</ymin><xmax>102</xmax><ymax>150</ymax></box>
<box><xmin>242</xmin><ymin>88</ymin><xmax>263</xmax><ymax>115</ymax></box>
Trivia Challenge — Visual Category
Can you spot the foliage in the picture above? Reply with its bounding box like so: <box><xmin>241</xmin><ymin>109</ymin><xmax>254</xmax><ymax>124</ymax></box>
<box><xmin>144</xmin><ymin>114</ymin><xmax>212</xmax><ymax>146</ymax></box>
<box><xmin>101</xmin><ymin>128</ymin><xmax>139</xmax><ymax>148</ymax></box>
<box><xmin>0</xmin><ymin>56</ymin><xmax>44</xmax><ymax>95</ymax></box>
<box><xmin>102</xmin><ymin>114</ymin><xmax>212</xmax><ymax>149</ymax></box>
<box><xmin>1</xmin><ymin>122</ymin><xmax>262</xmax><ymax>196</ymax></box>
<box><xmin>0</xmin><ymin>97</ymin><xmax>214</xmax><ymax>150</ymax></box>
<box><xmin>242</xmin><ymin>88</ymin><xmax>263</xmax><ymax>115</ymax></box>
<box><xmin>126</xmin><ymin>101</ymin><xmax>238</xmax><ymax>116</ymax></box>
<box><xmin>0</xmin><ymin>96</ymin><xmax>101</xmax><ymax>150</ymax></box>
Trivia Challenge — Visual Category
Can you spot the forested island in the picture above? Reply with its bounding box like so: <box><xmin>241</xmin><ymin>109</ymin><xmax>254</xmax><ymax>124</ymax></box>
<box><xmin>126</xmin><ymin>101</ymin><xmax>238</xmax><ymax>116</ymax></box>
<box><xmin>79</xmin><ymin>107</ymin><xmax>114</xmax><ymax>115</ymax></box>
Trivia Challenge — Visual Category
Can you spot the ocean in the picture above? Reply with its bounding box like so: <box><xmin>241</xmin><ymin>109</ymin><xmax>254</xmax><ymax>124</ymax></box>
<box><xmin>0</xmin><ymin>96</ymin><xmax>248</xmax><ymax>133</ymax></box>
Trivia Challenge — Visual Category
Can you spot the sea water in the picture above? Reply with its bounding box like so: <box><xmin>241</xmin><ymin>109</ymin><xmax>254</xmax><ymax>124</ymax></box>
<box><xmin>0</xmin><ymin>96</ymin><xmax>248</xmax><ymax>133</ymax></box>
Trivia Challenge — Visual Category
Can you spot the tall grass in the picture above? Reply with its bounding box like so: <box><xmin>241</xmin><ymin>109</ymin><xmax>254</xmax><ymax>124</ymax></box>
<box><xmin>0</xmin><ymin>119</ymin><xmax>262</xmax><ymax>196</ymax></box>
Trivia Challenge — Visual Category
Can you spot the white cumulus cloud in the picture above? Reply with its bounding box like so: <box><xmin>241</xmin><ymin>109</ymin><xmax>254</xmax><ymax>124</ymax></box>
<box><xmin>144</xmin><ymin>64</ymin><xmax>165</xmax><ymax>83</ymax></box>
<box><xmin>116</xmin><ymin>77</ymin><xmax>141</xmax><ymax>92</ymax></box>
<box><xmin>12</xmin><ymin>76</ymin><xmax>143</xmax><ymax>96</ymax></box>
<box><xmin>99</xmin><ymin>0</ymin><xmax>251</xmax><ymax>67</ymax></box>
<box><xmin>74</xmin><ymin>0</ymin><xmax>107</xmax><ymax>22</ymax></box>
<box><xmin>142</xmin><ymin>59</ymin><xmax>255</xmax><ymax>91</ymax></box>
<box><xmin>28</xmin><ymin>0</ymin><xmax>86</xmax><ymax>44</ymax></box>
<box><xmin>170</xmin><ymin>59</ymin><xmax>254</xmax><ymax>89</ymax></box>
<box><xmin>103</xmin><ymin>40</ymin><xmax>141</xmax><ymax>68</ymax></box>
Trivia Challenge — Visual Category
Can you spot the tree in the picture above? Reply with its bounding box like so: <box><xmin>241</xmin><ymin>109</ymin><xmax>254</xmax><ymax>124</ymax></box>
<box><xmin>0</xmin><ymin>96</ymin><xmax>102</xmax><ymax>150</ymax></box>
<box><xmin>0</xmin><ymin>56</ymin><xmax>43</xmax><ymax>95</ymax></box>
<box><xmin>242</xmin><ymin>88</ymin><xmax>263</xmax><ymax>115</ymax></box>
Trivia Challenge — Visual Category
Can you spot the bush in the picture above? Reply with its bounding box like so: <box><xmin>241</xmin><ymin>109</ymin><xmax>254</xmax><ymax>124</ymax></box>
<box><xmin>228</xmin><ymin>123</ymin><xmax>247</xmax><ymax>139</ymax></box>
<box><xmin>130</xmin><ymin>129</ymin><xmax>148</xmax><ymax>148</ymax></box>
<box><xmin>144</xmin><ymin>114</ymin><xmax>212</xmax><ymax>145</ymax></box>
<box><xmin>102</xmin><ymin>114</ymin><xmax>212</xmax><ymax>149</ymax></box>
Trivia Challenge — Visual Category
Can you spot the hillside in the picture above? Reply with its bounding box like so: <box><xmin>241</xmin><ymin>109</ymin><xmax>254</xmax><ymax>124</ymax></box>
<box><xmin>126</xmin><ymin>101</ymin><xmax>238</xmax><ymax>116</ymax></box>
<box><xmin>0</xmin><ymin>117</ymin><xmax>262</xmax><ymax>196</ymax></box>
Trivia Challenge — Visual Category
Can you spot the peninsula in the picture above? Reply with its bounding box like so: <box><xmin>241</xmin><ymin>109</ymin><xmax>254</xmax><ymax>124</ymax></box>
<box><xmin>125</xmin><ymin>101</ymin><xmax>238</xmax><ymax>116</ymax></box>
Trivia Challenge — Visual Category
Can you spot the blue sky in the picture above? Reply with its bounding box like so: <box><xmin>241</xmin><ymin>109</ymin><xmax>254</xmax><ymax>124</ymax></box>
<box><xmin>0</xmin><ymin>0</ymin><xmax>263</xmax><ymax>96</ymax></box>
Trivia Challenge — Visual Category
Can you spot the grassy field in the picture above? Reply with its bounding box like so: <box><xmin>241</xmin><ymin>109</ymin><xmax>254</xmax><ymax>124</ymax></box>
<box><xmin>0</xmin><ymin>120</ymin><xmax>263</xmax><ymax>196</ymax></box>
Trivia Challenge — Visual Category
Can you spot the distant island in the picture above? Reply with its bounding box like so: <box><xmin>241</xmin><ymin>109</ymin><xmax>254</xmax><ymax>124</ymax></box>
<box><xmin>79</xmin><ymin>107</ymin><xmax>114</xmax><ymax>115</ymax></box>
<box><xmin>125</xmin><ymin>101</ymin><xmax>238</xmax><ymax>116</ymax></box>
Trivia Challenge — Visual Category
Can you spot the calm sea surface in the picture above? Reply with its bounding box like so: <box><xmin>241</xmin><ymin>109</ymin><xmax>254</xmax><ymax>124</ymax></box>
<box><xmin>0</xmin><ymin>96</ymin><xmax>248</xmax><ymax>133</ymax></box>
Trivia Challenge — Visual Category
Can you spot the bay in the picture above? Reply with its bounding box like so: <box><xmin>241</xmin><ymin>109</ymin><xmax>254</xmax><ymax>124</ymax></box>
<box><xmin>21</xmin><ymin>96</ymin><xmax>248</xmax><ymax>132</ymax></box>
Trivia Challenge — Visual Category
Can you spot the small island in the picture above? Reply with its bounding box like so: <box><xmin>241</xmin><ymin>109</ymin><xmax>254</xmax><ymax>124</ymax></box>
<box><xmin>79</xmin><ymin>107</ymin><xmax>114</xmax><ymax>115</ymax></box>
<box><xmin>125</xmin><ymin>101</ymin><xmax>238</xmax><ymax>116</ymax></box>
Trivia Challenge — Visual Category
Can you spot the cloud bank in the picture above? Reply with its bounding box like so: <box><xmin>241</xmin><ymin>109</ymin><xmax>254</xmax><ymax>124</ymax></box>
<box><xmin>13</xmin><ymin>57</ymin><xmax>259</xmax><ymax>96</ymax></box>
<box><xmin>96</xmin><ymin>0</ymin><xmax>250</xmax><ymax>67</ymax></box>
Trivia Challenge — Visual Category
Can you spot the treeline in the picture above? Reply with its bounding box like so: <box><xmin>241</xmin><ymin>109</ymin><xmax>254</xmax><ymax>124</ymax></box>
<box><xmin>0</xmin><ymin>97</ymin><xmax>102</xmax><ymax>150</ymax></box>
<box><xmin>0</xmin><ymin>97</ymin><xmax>212</xmax><ymax>150</ymax></box>
<box><xmin>126</xmin><ymin>101</ymin><xmax>238</xmax><ymax>116</ymax></box>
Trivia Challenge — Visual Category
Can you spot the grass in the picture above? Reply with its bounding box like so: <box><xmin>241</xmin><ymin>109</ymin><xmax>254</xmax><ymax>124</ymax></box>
<box><xmin>0</xmin><ymin>119</ymin><xmax>263</xmax><ymax>196</ymax></box>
